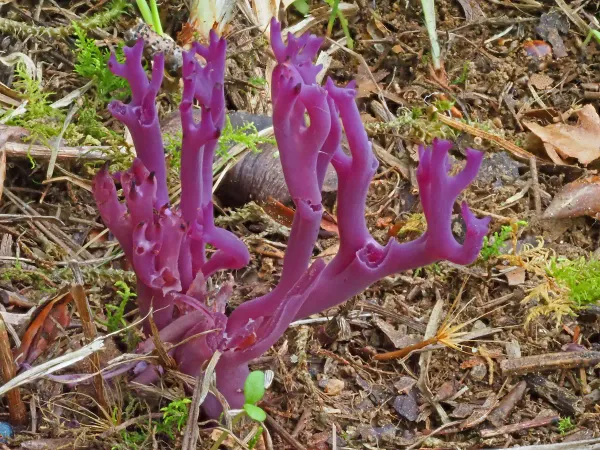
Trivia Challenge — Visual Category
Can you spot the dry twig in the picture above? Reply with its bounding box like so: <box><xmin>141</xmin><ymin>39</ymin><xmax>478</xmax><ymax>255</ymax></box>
<box><xmin>0</xmin><ymin>314</ymin><xmax>27</xmax><ymax>425</ymax></box>
<box><xmin>70</xmin><ymin>261</ymin><xmax>110</xmax><ymax>417</ymax></box>
<box><xmin>501</xmin><ymin>351</ymin><xmax>600</xmax><ymax>375</ymax></box>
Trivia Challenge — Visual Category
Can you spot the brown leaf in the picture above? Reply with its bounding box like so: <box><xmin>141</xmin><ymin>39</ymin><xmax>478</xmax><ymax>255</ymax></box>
<box><xmin>373</xmin><ymin>316</ymin><xmax>418</xmax><ymax>348</ymax></box>
<box><xmin>504</xmin><ymin>266</ymin><xmax>526</xmax><ymax>286</ymax></box>
<box><xmin>393</xmin><ymin>376</ymin><xmax>417</xmax><ymax>394</ymax></box>
<box><xmin>455</xmin><ymin>0</ymin><xmax>485</xmax><ymax>22</ymax></box>
<box><xmin>263</xmin><ymin>197</ymin><xmax>339</xmax><ymax>235</ymax></box>
<box><xmin>14</xmin><ymin>288</ymin><xmax>72</xmax><ymax>366</ymax></box>
<box><xmin>529</xmin><ymin>73</ymin><xmax>554</xmax><ymax>90</ymax></box>
<box><xmin>524</xmin><ymin>105</ymin><xmax>600</xmax><ymax>165</ymax></box>
<box><xmin>355</xmin><ymin>64</ymin><xmax>388</xmax><ymax>99</ymax></box>
<box><xmin>543</xmin><ymin>175</ymin><xmax>600</xmax><ymax>219</ymax></box>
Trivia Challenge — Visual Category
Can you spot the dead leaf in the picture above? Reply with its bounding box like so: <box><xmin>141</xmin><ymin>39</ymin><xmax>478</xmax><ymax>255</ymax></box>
<box><xmin>460</xmin><ymin>393</ymin><xmax>499</xmax><ymax>429</ymax></box>
<box><xmin>524</xmin><ymin>105</ymin><xmax>600</xmax><ymax>165</ymax></box>
<box><xmin>355</xmin><ymin>64</ymin><xmax>388</xmax><ymax>98</ymax></box>
<box><xmin>451</xmin><ymin>403</ymin><xmax>477</xmax><ymax>418</ymax></box>
<box><xmin>393</xmin><ymin>376</ymin><xmax>417</xmax><ymax>394</ymax></box>
<box><xmin>322</xmin><ymin>378</ymin><xmax>344</xmax><ymax>396</ymax></box>
<box><xmin>210</xmin><ymin>429</ymin><xmax>237</xmax><ymax>448</ymax></box>
<box><xmin>262</xmin><ymin>197</ymin><xmax>339</xmax><ymax>235</ymax></box>
<box><xmin>529</xmin><ymin>73</ymin><xmax>554</xmax><ymax>90</ymax></box>
<box><xmin>543</xmin><ymin>175</ymin><xmax>600</xmax><ymax>219</ymax></box>
<box><xmin>14</xmin><ymin>288</ymin><xmax>72</xmax><ymax>366</ymax></box>
<box><xmin>434</xmin><ymin>380</ymin><xmax>462</xmax><ymax>402</ymax></box>
<box><xmin>0</xmin><ymin>289</ymin><xmax>35</xmax><ymax>308</ymax></box>
<box><xmin>455</xmin><ymin>0</ymin><xmax>485</xmax><ymax>22</ymax></box>
<box><xmin>0</xmin><ymin>125</ymin><xmax>28</xmax><ymax>148</ymax></box>
<box><xmin>460</xmin><ymin>356</ymin><xmax>487</xmax><ymax>369</ymax></box>
<box><xmin>373</xmin><ymin>316</ymin><xmax>419</xmax><ymax>348</ymax></box>
<box><xmin>503</xmin><ymin>266</ymin><xmax>526</xmax><ymax>286</ymax></box>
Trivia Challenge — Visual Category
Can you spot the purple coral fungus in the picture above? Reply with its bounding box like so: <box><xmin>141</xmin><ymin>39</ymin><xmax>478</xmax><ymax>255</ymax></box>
<box><xmin>92</xmin><ymin>18</ymin><xmax>490</xmax><ymax>417</ymax></box>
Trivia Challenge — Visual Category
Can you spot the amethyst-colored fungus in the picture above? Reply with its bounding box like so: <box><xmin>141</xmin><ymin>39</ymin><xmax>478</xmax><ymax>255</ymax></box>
<box><xmin>92</xmin><ymin>18</ymin><xmax>490</xmax><ymax>417</ymax></box>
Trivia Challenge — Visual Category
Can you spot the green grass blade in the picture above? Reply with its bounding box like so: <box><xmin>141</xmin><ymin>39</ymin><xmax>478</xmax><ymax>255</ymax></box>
<box><xmin>148</xmin><ymin>0</ymin><xmax>163</xmax><ymax>35</ymax></box>
<box><xmin>421</xmin><ymin>0</ymin><xmax>441</xmax><ymax>70</ymax></box>
<box><xmin>135</xmin><ymin>0</ymin><xmax>154</xmax><ymax>30</ymax></box>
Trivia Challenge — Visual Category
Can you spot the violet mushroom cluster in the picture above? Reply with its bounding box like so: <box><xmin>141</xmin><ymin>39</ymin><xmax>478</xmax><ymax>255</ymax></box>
<box><xmin>92</xmin><ymin>18</ymin><xmax>490</xmax><ymax>417</ymax></box>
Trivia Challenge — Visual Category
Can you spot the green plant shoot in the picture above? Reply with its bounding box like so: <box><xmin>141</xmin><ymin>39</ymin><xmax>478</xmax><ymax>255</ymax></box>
<box><xmin>421</xmin><ymin>0</ymin><xmax>442</xmax><ymax>70</ymax></box>
<box><xmin>243</xmin><ymin>370</ymin><xmax>267</xmax><ymax>422</ymax></box>
<box><xmin>136</xmin><ymin>0</ymin><xmax>163</xmax><ymax>35</ymax></box>
<box><xmin>102</xmin><ymin>280</ymin><xmax>136</xmax><ymax>332</ymax></box>
<box><xmin>324</xmin><ymin>0</ymin><xmax>354</xmax><ymax>49</ymax></box>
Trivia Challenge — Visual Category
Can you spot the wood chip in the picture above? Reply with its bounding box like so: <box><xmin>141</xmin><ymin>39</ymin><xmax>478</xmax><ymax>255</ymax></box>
<box><xmin>488</xmin><ymin>380</ymin><xmax>527</xmax><ymax>427</ymax></box>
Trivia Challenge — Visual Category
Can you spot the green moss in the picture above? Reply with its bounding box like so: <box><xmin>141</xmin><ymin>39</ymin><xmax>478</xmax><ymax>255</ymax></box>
<box><xmin>72</xmin><ymin>23</ymin><xmax>130</xmax><ymax>103</ymax></box>
<box><xmin>1</xmin><ymin>64</ymin><xmax>65</xmax><ymax>159</ymax></box>
<box><xmin>217</xmin><ymin>116</ymin><xmax>276</xmax><ymax>159</ymax></box>
<box><xmin>480</xmin><ymin>221</ymin><xmax>528</xmax><ymax>261</ymax></box>
<box><xmin>549</xmin><ymin>256</ymin><xmax>600</xmax><ymax>307</ymax></box>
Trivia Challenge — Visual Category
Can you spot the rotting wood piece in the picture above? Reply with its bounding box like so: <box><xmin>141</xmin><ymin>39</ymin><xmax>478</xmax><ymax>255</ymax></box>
<box><xmin>526</xmin><ymin>375</ymin><xmax>584</xmax><ymax>416</ymax></box>
<box><xmin>500</xmin><ymin>351</ymin><xmax>600</xmax><ymax>375</ymax></box>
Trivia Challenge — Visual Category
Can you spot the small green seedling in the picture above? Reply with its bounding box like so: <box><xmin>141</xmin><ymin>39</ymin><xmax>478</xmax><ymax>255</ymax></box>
<box><xmin>582</xmin><ymin>20</ymin><xmax>600</xmax><ymax>47</ymax></box>
<box><xmin>292</xmin><ymin>0</ymin><xmax>310</xmax><ymax>15</ymax></box>
<box><xmin>480</xmin><ymin>220</ymin><xmax>528</xmax><ymax>261</ymax></box>
<box><xmin>102</xmin><ymin>281</ymin><xmax>136</xmax><ymax>332</ymax></box>
<box><xmin>210</xmin><ymin>371</ymin><xmax>269</xmax><ymax>450</ymax></box>
<box><xmin>243</xmin><ymin>370</ymin><xmax>267</xmax><ymax>422</ymax></box>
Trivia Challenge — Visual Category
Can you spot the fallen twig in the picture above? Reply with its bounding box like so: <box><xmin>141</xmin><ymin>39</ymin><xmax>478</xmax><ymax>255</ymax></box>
<box><xmin>501</xmin><ymin>351</ymin><xmax>600</xmax><ymax>375</ymax></box>
<box><xmin>481</xmin><ymin>415</ymin><xmax>559</xmax><ymax>438</ymax></box>
<box><xmin>526</xmin><ymin>374</ymin><xmax>583</xmax><ymax>416</ymax></box>
<box><xmin>530</xmin><ymin>156</ymin><xmax>542</xmax><ymax>215</ymax></box>
<box><xmin>3</xmin><ymin>141</ymin><xmax>112</xmax><ymax>160</ymax></box>
<box><xmin>264</xmin><ymin>414</ymin><xmax>307</xmax><ymax>450</ymax></box>
<box><xmin>497</xmin><ymin>437</ymin><xmax>600</xmax><ymax>450</ymax></box>
<box><xmin>4</xmin><ymin>188</ymin><xmax>94</xmax><ymax>260</ymax></box>
<box><xmin>417</xmin><ymin>290</ymin><xmax>450</xmax><ymax>424</ymax></box>
<box><xmin>70</xmin><ymin>261</ymin><xmax>109</xmax><ymax>417</ymax></box>
<box><xmin>434</xmin><ymin>111</ymin><xmax>541</xmax><ymax>162</ymax></box>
